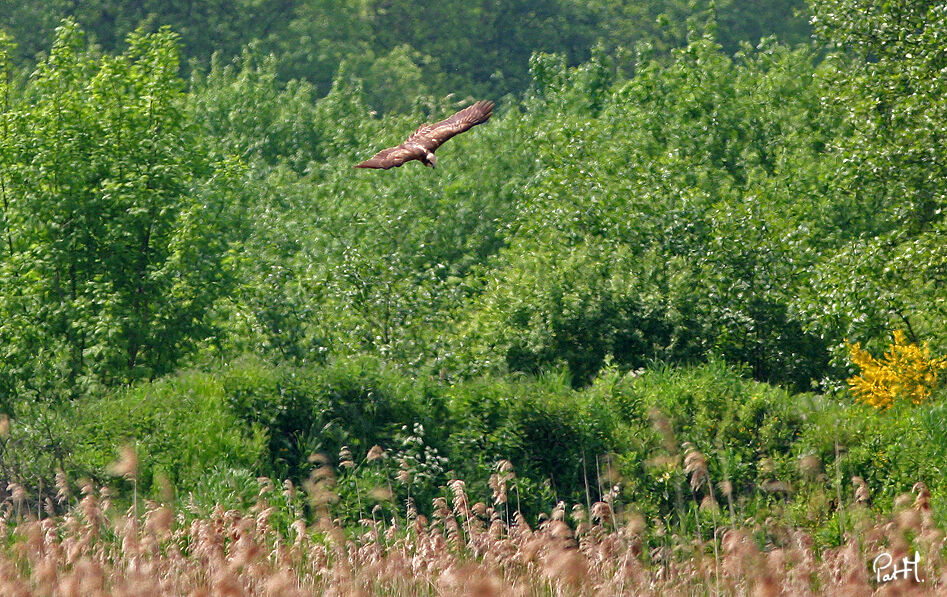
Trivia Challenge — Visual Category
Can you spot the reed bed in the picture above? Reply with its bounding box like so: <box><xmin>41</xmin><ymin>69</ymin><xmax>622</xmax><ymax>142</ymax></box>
<box><xmin>0</xmin><ymin>459</ymin><xmax>943</xmax><ymax>597</ymax></box>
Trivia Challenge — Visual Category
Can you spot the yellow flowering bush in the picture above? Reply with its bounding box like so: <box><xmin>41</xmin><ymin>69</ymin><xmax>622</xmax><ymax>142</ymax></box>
<box><xmin>847</xmin><ymin>330</ymin><xmax>947</xmax><ymax>409</ymax></box>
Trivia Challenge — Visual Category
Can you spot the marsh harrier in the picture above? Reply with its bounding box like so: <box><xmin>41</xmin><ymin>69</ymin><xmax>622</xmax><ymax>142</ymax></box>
<box><xmin>355</xmin><ymin>100</ymin><xmax>494</xmax><ymax>169</ymax></box>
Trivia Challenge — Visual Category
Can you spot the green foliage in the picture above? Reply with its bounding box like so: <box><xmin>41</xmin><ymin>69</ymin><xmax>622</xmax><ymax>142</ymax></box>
<box><xmin>2</xmin><ymin>0</ymin><xmax>813</xmax><ymax>109</ymax></box>
<box><xmin>220</xmin><ymin>356</ymin><xmax>449</xmax><ymax>487</ymax></box>
<box><xmin>593</xmin><ymin>361</ymin><xmax>808</xmax><ymax>519</ymax></box>
<box><xmin>797</xmin><ymin>0</ymin><xmax>947</xmax><ymax>368</ymax></box>
<box><xmin>626</xmin><ymin>362</ymin><xmax>805</xmax><ymax>459</ymax></box>
<box><xmin>454</xmin><ymin>239</ymin><xmax>684</xmax><ymax>385</ymax></box>
<box><xmin>592</xmin><ymin>0</ymin><xmax>810</xmax><ymax>68</ymax></box>
<box><xmin>71</xmin><ymin>370</ymin><xmax>268</xmax><ymax>495</ymax></box>
<box><xmin>0</xmin><ymin>0</ymin><xmax>292</xmax><ymax>69</ymax></box>
<box><xmin>0</xmin><ymin>368</ymin><xmax>267</xmax><ymax>504</ymax></box>
<box><xmin>443</xmin><ymin>370</ymin><xmax>611</xmax><ymax>515</ymax></box>
<box><xmin>188</xmin><ymin>48</ymin><xmax>325</xmax><ymax>174</ymax></box>
<box><xmin>0</xmin><ymin>22</ymin><xmax>245</xmax><ymax>402</ymax></box>
<box><xmin>798</xmin><ymin>386</ymin><xmax>947</xmax><ymax>510</ymax></box>
<box><xmin>447</xmin><ymin>36</ymin><xmax>836</xmax><ymax>390</ymax></box>
<box><xmin>0</xmin><ymin>0</ymin><xmax>944</xmax><ymax>545</ymax></box>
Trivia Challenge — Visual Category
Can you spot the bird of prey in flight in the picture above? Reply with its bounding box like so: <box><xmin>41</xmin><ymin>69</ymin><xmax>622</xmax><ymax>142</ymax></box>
<box><xmin>355</xmin><ymin>100</ymin><xmax>494</xmax><ymax>169</ymax></box>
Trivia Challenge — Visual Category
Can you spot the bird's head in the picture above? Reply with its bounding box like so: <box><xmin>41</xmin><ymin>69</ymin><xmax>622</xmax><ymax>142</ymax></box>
<box><xmin>424</xmin><ymin>152</ymin><xmax>437</xmax><ymax>168</ymax></box>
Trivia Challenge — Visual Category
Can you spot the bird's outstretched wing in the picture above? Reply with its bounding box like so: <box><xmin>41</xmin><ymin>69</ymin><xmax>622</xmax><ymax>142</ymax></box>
<box><xmin>409</xmin><ymin>100</ymin><xmax>494</xmax><ymax>152</ymax></box>
<box><xmin>355</xmin><ymin>100</ymin><xmax>494</xmax><ymax>169</ymax></box>
<box><xmin>354</xmin><ymin>143</ymin><xmax>425</xmax><ymax>169</ymax></box>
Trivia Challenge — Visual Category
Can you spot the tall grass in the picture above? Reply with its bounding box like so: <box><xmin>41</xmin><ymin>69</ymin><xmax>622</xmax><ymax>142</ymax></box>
<box><xmin>0</xmin><ymin>458</ymin><xmax>941</xmax><ymax>596</ymax></box>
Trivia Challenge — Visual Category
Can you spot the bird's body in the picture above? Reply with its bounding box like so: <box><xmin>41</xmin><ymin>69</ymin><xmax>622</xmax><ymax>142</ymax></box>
<box><xmin>355</xmin><ymin>100</ymin><xmax>494</xmax><ymax>169</ymax></box>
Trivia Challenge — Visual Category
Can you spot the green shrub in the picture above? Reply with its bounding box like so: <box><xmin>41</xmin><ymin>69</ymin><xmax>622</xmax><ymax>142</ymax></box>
<box><xmin>69</xmin><ymin>370</ymin><xmax>267</xmax><ymax>498</ymax></box>
<box><xmin>588</xmin><ymin>361</ymin><xmax>808</xmax><ymax>521</ymax></box>
<box><xmin>221</xmin><ymin>355</ymin><xmax>449</xmax><ymax>487</ymax></box>
<box><xmin>798</xmin><ymin>386</ymin><xmax>947</xmax><ymax>516</ymax></box>
<box><xmin>444</xmin><ymin>370</ymin><xmax>612</xmax><ymax>516</ymax></box>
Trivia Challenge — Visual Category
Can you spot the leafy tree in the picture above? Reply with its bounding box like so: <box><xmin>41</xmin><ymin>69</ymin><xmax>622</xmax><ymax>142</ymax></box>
<box><xmin>188</xmin><ymin>47</ymin><xmax>325</xmax><ymax>174</ymax></box>
<box><xmin>0</xmin><ymin>22</ymin><xmax>245</xmax><ymax>403</ymax></box>
<box><xmin>810</xmin><ymin>0</ymin><xmax>947</xmax><ymax>235</ymax></box>
<box><xmin>798</xmin><ymin>0</ymin><xmax>947</xmax><ymax>364</ymax></box>
<box><xmin>266</xmin><ymin>0</ymin><xmax>377</xmax><ymax>95</ymax></box>
<box><xmin>448</xmin><ymin>34</ymin><xmax>837</xmax><ymax>390</ymax></box>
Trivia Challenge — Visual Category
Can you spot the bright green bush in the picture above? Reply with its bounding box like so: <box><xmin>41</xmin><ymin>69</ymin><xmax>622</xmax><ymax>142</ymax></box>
<box><xmin>220</xmin><ymin>355</ymin><xmax>449</xmax><ymax>488</ymax></box>
<box><xmin>69</xmin><ymin>370</ymin><xmax>268</xmax><ymax>498</ymax></box>
<box><xmin>443</xmin><ymin>370</ymin><xmax>612</xmax><ymax>516</ymax></box>
<box><xmin>583</xmin><ymin>361</ymin><xmax>808</xmax><ymax>520</ymax></box>
<box><xmin>797</xmin><ymin>386</ymin><xmax>947</xmax><ymax>514</ymax></box>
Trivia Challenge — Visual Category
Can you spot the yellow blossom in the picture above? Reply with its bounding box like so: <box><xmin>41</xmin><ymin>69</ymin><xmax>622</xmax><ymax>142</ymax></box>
<box><xmin>847</xmin><ymin>330</ymin><xmax>947</xmax><ymax>410</ymax></box>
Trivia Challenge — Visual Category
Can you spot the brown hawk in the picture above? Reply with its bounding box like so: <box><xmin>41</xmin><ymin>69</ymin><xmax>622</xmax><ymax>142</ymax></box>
<box><xmin>355</xmin><ymin>100</ymin><xmax>494</xmax><ymax>169</ymax></box>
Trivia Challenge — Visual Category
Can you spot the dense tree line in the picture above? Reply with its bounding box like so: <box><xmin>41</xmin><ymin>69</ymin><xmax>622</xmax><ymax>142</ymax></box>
<box><xmin>0</xmin><ymin>0</ymin><xmax>944</xmax><ymax>525</ymax></box>
<box><xmin>1</xmin><ymin>0</ymin><xmax>810</xmax><ymax>108</ymax></box>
